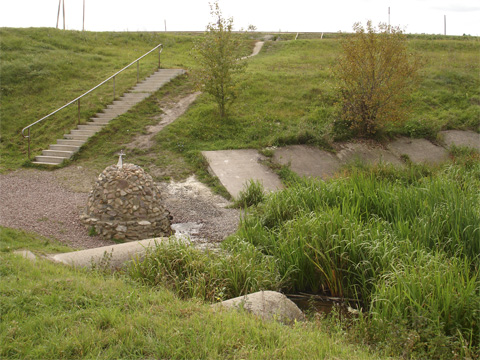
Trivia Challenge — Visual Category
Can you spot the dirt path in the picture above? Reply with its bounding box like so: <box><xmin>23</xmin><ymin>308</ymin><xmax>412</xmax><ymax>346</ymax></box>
<box><xmin>127</xmin><ymin>92</ymin><xmax>200</xmax><ymax>150</ymax></box>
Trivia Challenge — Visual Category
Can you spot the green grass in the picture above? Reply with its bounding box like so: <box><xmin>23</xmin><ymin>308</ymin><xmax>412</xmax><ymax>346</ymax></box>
<box><xmin>0</xmin><ymin>228</ymin><xmax>384</xmax><ymax>359</ymax></box>
<box><xmin>2</xmin><ymin>29</ymin><xmax>478</xmax><ymax>175</ymax></box>
<box><xmin>227</xmin><ymin>153</ymin><xmax>480</xmax><ymax>359</ymax></box>
<box><xmin>128</xmin><ymin>238</ymin><xmax>284</xmax><ymax>302</ymax></box>
<box><xmin>1</xmin><ymin>28</ymin><xmax>479</xmax><ymax>358</ymax></box>
<box><xmin>0</xmin><ymin>226</ymin><xmax>73</xmax><ymax>254</ymax></box>
<box><xmin>0</xmin><ymin>28</ymin><xmax>200</xmax><ymax>171</ymax></box>
<box><xmin>153</xmin><ymin>35</ymin><xmax>479</xmax><ymax>179</ymax></box>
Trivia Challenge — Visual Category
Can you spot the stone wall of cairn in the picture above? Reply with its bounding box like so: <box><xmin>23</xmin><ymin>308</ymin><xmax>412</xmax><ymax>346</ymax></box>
<box><xmin>81</xmin><ymin>163</ymin><xmax>172</xmax><ymax>241</ymax></box>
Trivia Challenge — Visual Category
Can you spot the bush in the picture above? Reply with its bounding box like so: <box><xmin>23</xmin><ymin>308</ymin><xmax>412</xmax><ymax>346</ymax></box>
<box><xmin>334</xmin><ymin>21</ymin><xmax>423</xmax><ymax>137</ymax></box>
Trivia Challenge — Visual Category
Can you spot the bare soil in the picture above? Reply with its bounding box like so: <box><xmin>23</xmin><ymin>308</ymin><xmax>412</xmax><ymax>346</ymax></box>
<box><xmin>127</xmin><ymin>92</ymin><xmax>200</xmax><ymax>150</ymax></box>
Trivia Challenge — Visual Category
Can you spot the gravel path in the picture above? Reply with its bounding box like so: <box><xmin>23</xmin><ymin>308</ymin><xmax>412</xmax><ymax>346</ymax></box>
<box><xmin>0</xmin><ymin>169</ymin><xmax>114</xmax><ymax>249</ymax></box>
<box><xmin>0</xmin><ymin>169</ymin><xmax>240</xmax><ymax>250</ymax></box>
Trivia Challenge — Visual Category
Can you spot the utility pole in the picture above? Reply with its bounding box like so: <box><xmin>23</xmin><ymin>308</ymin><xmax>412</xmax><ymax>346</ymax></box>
<box><xmin>388</xmin><ymin>7</ymin><xmax>390</xmax><ymax>27</ymax></box>
<box><xmin>83</xmin><ymin>0</ymin><xmax>85</xmax><ymax>31</ymax></box>
<box><xmin>56</xmin><ymin>0</ymin><xmax>66</xmax><ymax>30</ymax></box>
<box><xmin>444</xmin><ymin>15</ymin><xmax>446</xmax><ymax>35</ymax></box>
<box><xmin>56</xmin><ymin>0</ymin><xmax>61</xmax><ymax>28</ymax></box>
<box><xmin>164</xmin><ymin>19</ymin><xmax>167</xmax><ymax>32</ymax></box>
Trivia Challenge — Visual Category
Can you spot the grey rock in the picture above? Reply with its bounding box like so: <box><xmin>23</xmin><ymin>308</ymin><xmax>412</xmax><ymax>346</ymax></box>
<box><xmin>213</xmin><ymin>290</ymin><xmax>305</xmax><ymax>325</ymax></box>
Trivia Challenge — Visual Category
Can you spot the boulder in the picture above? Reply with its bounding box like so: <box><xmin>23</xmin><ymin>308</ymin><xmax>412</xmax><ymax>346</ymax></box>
<box><xmin>213</xmin><ymin>290</ymin><xmax>305</xmax><ymax>325</ymax></box>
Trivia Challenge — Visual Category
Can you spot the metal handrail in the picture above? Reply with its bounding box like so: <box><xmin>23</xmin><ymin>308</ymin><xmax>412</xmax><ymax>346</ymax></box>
<box><xmin>21</xmin><ymin>43</ymin><xmax>164</xmax><ymax>159</ymax></box>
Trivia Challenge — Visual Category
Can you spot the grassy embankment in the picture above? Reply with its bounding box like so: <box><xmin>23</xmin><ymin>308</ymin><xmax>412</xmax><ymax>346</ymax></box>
<box><xmin>1</xmin><ymin>28</ymin><xmax>479</xmax><ymax>358</ymax></box>
<box><xmin>1</xmin><ymin>29</ymin><xmax>478</xmax><ymax>178</ymax></box>
<box><xmin>0</xmin><ymin>227</ymin><xmax>384</xmax><ymax>359</ymax></box>
<box><xmin>0</xmin><ymin>28</ymin><xmax>201</xmax><ymax>171</ymax></box>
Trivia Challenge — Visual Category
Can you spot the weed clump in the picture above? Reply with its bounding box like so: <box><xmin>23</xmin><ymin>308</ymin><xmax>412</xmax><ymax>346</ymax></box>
<box><xmin>234</xmin><ymin>180</ymin><xmax>266</xmax><ymax>208</ymax></box>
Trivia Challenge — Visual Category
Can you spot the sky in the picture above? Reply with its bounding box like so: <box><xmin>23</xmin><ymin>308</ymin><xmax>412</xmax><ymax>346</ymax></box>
<box><xmin>0</xmin><ymin>0</ymin><xmax>478</xmax><ymax>36</ymax></box>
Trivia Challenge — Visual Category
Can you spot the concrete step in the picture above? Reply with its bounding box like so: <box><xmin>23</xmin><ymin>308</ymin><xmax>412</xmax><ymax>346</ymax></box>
<box><xmin>70</xmin><ymin>129</ymin><xmax>97</xmax><ymax>136</ymax></box>
<box><xmin>57</xmin><ymin>139</ymin><xmax>85</xmax><ymax>146</ymax></box>
<box><xmin>49</xmin><ymin>144</ymin><xmax>81</xmax><ymax>152</ymax></box>
<box><xmin>42</xmin><ymin>149</ymin><xmax>74</xmax><ymax>158</ymax></box>
<box><xmin>31</xmin><ymin>161</ymin><xmax>62</xmax><ymax>166</ymax></box>
<box><xmin>33</xmin><ymin>155</ymin><xmax>65</xmax><ymax>164</ymax></box>
<box><xmin>90</xmin><ymin>115</ymin><xmax>114</xmax><ymax>120</ymax></box>
<box><xmin>121</xmin><ymin>92</ymin><xmax>150</xmax><ymax>99</ymax></box>
<box><xmin>34</xmin><ymin>68</ymin><xmax>185</xmax><ymax>166</ymax></box>
<box><xmin>107</xmin><ymin>104</ymin><xmax>136</xmax><ymax>109</ymax></box>
<box><xmin>78</xmin><ymin>124</ymin><xmax>104</xmax><ymax>131</ymax></box>
<box><xmin>133</xmin><ymin>84</ymin><xmax>168</xmax><ymax>91</ymax></box>
<box><xmin>96</xmin><ymin>112</ymin><xmax>122</xmax><ymax>118</ymax></box>
<box><xmin>90</xmin><ymin>118</ymin><xmax>111</xmax><ymax>125</ymax></box>
<box><xmin>64</xmin><ymin>134</ymin><xmax>90</xmax><ymax>141</ymax></box>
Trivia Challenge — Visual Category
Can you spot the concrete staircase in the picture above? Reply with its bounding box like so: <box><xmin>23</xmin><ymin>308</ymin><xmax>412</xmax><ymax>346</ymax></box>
<box><xmin>33</xmin><ymin>68</ymin><xmax>185</xmax><ymax>166</ymax></box>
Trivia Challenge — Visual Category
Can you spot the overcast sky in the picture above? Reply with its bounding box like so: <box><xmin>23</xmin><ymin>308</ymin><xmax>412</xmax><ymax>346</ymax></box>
<box><xmin>1</xmin><ymin>0</ymin><xmax>478</xmax><ymax>36</ymax></box>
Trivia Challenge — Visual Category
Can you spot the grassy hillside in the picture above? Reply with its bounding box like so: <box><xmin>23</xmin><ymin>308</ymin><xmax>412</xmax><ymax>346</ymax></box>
<box><xmin>1</xmin><ymin>29</ymin><xmax>479</xmax><ymax>173</ymax></box>
<box><xmin>1</xmin><ymin>28</ymin><xmax>479</xmax><ymax>359</ymax></box>
<box><xmin>0</xmin><ymin>28</ymin><xmax>200</xmax><ymax>171</ymax></box>
<box><xmin>156</xmin><ymin>36</ymin><xmax>479</xmax><ymax>151</ymax></box>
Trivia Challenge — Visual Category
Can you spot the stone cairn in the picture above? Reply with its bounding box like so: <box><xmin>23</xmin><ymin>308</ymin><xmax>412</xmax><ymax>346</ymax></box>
<box><xmin>81</xmin><ymin>154</ymin><xmax>172</xmax><ymax>241</ymax></box>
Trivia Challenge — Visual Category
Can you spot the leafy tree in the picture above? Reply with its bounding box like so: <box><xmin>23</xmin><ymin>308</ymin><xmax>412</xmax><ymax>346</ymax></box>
<box><xmin>334</xmin><ymin>21</ymin><xmax>423</xmax><ymax>137</ymax></box>
<box><xmin>193</xmin><ymin>2</ymin><xmax>246</xmax><ymax>118</ymax></box>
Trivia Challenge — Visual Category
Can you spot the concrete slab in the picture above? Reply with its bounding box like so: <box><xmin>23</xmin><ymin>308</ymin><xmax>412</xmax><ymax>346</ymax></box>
<box><xmin>439</xmin><ymin>130</ymin><xmax>480</xmax><ymax>151</ymax></box>
<box><xmin>51</xmin><ymin>238</ymin><xmax>164</xmax><ymax>269</ymax></box>
<box><xmin>202</xmin><ymin>150</ymin><xmax>283</xmax><ymax>198</ymax></box>
<box><xmin>387</xmin><ymin>137</ymin><xmax>449</xmax><ymax>165</ymax></box>
<box><xmin>273</xmin><ymin>145</ymin><xmax>341</xmax><ymax>179</ymax></box>
<box><xmin>334</xmin><ymin>142</ymin><xmax>404</xmax><ymax>167</ymax></box>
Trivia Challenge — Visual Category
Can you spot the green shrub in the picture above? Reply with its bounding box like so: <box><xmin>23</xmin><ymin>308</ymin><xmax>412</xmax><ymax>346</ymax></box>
<box><xmin>334</xmin><ymin>21</ymin><xmax>423</xmax><ymax>137</ymax></box>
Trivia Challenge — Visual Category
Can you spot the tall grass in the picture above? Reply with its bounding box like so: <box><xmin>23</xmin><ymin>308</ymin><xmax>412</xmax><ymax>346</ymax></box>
<box><xmin>128</xmin><ymin>238</ymin><xmax>284</xmax><ymax>302</ymax></box>
<box><xmin>1</xmin><ymin>229</ymin><xmax>383</xmax><ymax>359</ymax></box>
<box><xmin>230</xmin><ymin>158</ymin><xmax>480</xmax><ymax>357</ymax></box>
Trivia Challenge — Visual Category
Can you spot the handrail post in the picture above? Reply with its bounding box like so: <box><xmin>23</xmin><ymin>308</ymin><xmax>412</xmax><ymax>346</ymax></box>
<box><xmin>77</xmin><ymin>98</ymin><xmax>81</xmax><ymax>125</ymax></box>
<box><xmin>27</xmin><ymin>128</ymin><xmax>31</xmax><ymax>160</ymax></box>
<box><xmin>113</xmin><ymin>76</ymin><xmax>116</xmax><ymax>100</ymax></box>
<box><xmin>159</xmin><ymin>49</ymin><xmax>161</xmax><ymax>68</ymax></box>
<box><xmin>137</xmin><ymin>60</ymin><xmax>139</xmax><ymax>83</ymax></box>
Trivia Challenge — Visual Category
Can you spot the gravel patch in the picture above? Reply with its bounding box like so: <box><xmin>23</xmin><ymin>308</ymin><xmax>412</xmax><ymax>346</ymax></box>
<box><xmin>158</xmin><ymin>176</ymin><xmax>240</xmax><ymax>244</ymax></box>
<box><xmin>0</xmin><ymin>169</ymin><xmax>114</xmax><ymax>249</ymax></box>
<box><xmin>0</xmin><ymin>169</ymin><xmax>240</xmax><ymax>250</ymax></box>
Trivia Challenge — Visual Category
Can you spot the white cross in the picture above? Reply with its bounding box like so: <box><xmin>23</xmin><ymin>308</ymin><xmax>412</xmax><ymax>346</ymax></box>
<box><xmin>117</xmin><ymin>150</ymin><xmax>125</xmax><ymax>168</ymax></box>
